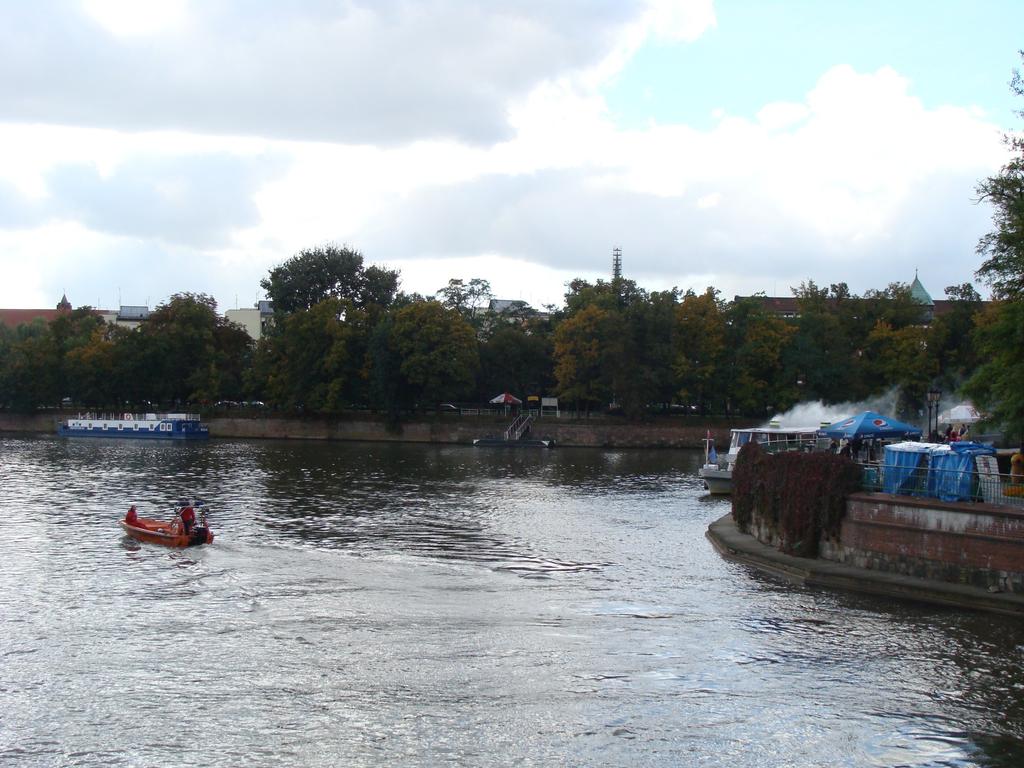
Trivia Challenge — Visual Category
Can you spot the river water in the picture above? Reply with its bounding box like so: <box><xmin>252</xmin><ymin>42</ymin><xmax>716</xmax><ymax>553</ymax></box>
<box><xmin>2</xmin><ymin>436</ymin><xmax>1024</xmax><ymax>767</ymax></box>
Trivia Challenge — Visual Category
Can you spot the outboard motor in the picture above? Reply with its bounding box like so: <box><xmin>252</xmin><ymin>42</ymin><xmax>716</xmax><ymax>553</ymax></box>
<box><xmin>189</xmin><ymin>526</ymin><xmax>209</xmax><ymax>545</ymax></box>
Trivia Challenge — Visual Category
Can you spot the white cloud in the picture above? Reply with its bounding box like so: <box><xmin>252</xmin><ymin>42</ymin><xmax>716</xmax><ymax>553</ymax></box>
<box><xmin>0</xmin><ymin>1</ymin><xmax>656</xmax><ymax>145</ymax></box>
<box><xmin>81</xmin><ymin>0</ymin><xmax>188</xmax><ymax>38</ymax></box>
<box><xmin>756</xmin><ymin>102</ymin><xmax>810</xmax><ymax>131</ymax></box>
<box><xmin>0</xmin><ymin>4</ymin><xmax>1011</xmax><ymax>312</ymax></box>
<box><xmin>696</xmin><ymin>192</ymin><xmax>721</xmax><ymax>209</ymax></box>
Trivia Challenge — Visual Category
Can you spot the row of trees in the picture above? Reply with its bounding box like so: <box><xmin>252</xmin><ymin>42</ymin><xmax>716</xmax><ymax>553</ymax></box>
<box><xmin>0</xmin><ymin>243</ymin><xmax>991</xmax><ymax>424</ymax></box>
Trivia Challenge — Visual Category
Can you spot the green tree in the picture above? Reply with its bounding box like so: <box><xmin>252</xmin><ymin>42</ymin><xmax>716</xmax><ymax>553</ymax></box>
<box><xmin>0</xmin><ymin>321</ymin><xmax>60</xmax><ymax>411</ymax></box>
<box><xmin>963</xmin><ymin>301</ymin><xmax>1024</xmax><ymax>440</ymax></box>
<box><xmin>436</xmin><ymin>278</ymin><xmax>493</xmax><ymax>325</ymax></box>
<box><xmin>928</xmin><ymin>283</ymin><xmax>984</xmax><ymax>388</ymax></box>
<box><xmin>254</xmin><ymin>298</ymin><xmax>357</xmax><ymax>413</ymax></box>
<box><xmin>610</xmin><ymin>288</ymin><xmax>678</xmax><ymax>417</ymax></box>
<box><xmin>724</xmin><ymin>297</ymin><xmax>796</xmax><ymax>417</ymax></box>
<box><xmin>865</xmin><ymin>321</ymin><xmax>937</xmax><ymax>421</ymax></box>
<box><xmin>139</xmin><ymin>293</ymin><xmax>252</xmax><ymax>405</ymax></box>
<box><xmin>261</xmin><ymin>244</ymin><xmax>399</xmax><ymax>317</ymax></box>
<box><xmin>365</xmin><ymin>313</ymin><xmax>406</xmax><ymax>422</ymax></box>
<box><xmin>389</xmin><ymin>301</ymin><xmax>479</xmax><ymax>408</ymax></box>
<box><xmin>966</xmin><ymin>52</ymin><xmax>1024</xmax><ymax>439</ymax></box>
<box><xmin>563</xmin><ymin>277</ymin><xmax>636</xmax><ymax>315</ymax></box>
<box><xmin>783</xmin><ymin>281</ymin><xmax>864</xmax><ymax>404</ymax></box>
<box><xmin>477</xmin><ymin>325</ymin><xmax>553</xmax><ymax>401</ymax></box>
<box><xmin>975</xmin><ymin>52</ymin><xmax>1024</xmax><ymax>299</ymax></box>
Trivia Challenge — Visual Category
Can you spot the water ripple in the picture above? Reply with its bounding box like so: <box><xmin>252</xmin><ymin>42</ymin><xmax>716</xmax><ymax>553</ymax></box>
<box><xmin>2</xmin><ymin>436</ymin><xmax>1024</xmax><ymax>766</ymax></box>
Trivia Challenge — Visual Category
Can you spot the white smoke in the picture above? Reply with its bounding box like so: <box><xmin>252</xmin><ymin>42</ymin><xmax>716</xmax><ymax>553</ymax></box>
<box><xmin>768</xmin><ymin>388</ymin><xmax>903</xmax><ymax>429</ymax></box>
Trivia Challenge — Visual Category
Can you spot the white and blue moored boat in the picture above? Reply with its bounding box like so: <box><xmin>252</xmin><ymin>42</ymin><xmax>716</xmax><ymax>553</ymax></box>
<box><xmin>57</xmin><ymin>412</ymin><xmax>209</xmax><ymax>440</ymax></box>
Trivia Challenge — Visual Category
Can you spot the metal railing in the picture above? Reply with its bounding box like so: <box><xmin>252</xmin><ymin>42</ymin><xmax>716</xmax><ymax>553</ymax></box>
<box><xmin>858</xmin><ymin>461</ymin><xmax>1024</xmax><ymax>508</ymax></box>
<box><xmin>504</xmin><ymin>414</ymin><xmax>533</xmax><ymax>441</ymax></box>
<box><xmin>757</xmin><ymin>436</ymin><xmax>829</xmax><ymax>455</ymax></box>
<box><xmin>72</xmin><ymin>412</ymin><xmax>202</xmax><ymax>422</ymax></box>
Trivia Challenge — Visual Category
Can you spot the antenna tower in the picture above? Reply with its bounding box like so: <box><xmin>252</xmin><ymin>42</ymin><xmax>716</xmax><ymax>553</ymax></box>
<box><xmin>612</xmin><ymin>247</ymin><xmax>622</xmax><ymax>281</ymax></box>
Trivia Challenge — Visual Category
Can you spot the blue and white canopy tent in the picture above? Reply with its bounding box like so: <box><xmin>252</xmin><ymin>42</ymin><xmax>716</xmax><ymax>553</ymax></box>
<box><xmin>818</xmin><ymin>411</ymin><xmax>922</xmax><ymax>440</ymax></box>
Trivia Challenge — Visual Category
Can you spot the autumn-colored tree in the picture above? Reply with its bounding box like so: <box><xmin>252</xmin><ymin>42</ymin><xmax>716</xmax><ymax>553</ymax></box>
<box><xmin>64</xmin><ymin>324</ymin><xmax>122</xmax><ymax>406</ymax></box>
<box><xmin>553</xmin><ymin>304</ymin><xmax>614</xmax><ymax>413</ymax></box>
<box><xmin>674</xmin><ymin>288</ymin><xmax>726</xmax><ymax>415</ymax></box>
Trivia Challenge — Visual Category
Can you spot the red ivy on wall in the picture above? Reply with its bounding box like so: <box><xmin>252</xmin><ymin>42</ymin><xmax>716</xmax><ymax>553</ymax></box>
<box><xmin>732</xmin><ymin>442</ymin><xmax>862</xmax><ymax>557</ymax></box>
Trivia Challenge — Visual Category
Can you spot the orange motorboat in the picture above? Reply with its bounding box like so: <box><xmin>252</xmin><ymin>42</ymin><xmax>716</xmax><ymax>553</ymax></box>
<box><xmin>120</xmin><ymin>502</ymin><xmax>214</xmax><ymax>547</ymax></box>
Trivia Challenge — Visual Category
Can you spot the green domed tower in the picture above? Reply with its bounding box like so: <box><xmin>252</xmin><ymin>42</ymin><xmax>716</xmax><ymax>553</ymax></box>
<box><xmin>909</xmin><ymin>271</ymin><xmax>934</xmax><ymax>322</ymax></box>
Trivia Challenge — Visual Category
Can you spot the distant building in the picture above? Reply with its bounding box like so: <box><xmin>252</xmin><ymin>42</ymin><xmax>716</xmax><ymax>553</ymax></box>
<box><xmin>0</xmin><ymin>294</ymin><xmax>282</xmax><ymax>337</ymax></box>
<box><xmin>736</xmin><ymin>275</ymin><xmax>981</xmax><ymax>324</ymax></box>
<box><xmin>908</xmin><ymin>273</ymin><xmax>935</xmax><ymax>322</ymax></box>
<box><xmin>0</xmin><ymin>294</ymin><xmax>101</xmax><ymax>329</ymax></box>
<box><xmin>115</xmin><ymin>305</ymin><xmax>151</xmax><ymax>330</ymax></box>
<box><xmin>226</xmin><ymin>300</ymin><xmax>275</xmax><ymax>340</ymax></box>
<box><xmin>0</xmin><ymin>295</ymin><xmax>157</xmax><ymax>331</ymax></box>
<box><xmin>485</xmin><ymin>294</ymin><xmax>548</xmax><ymax>319</ymax></box>
<box><xmin>488</xmin><ymin>299</ymin><xmax>525</xmax><ymax>314</ymax></box>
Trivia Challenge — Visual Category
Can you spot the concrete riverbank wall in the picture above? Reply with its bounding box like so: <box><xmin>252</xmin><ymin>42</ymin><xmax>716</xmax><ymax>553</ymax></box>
<box><xmin>0</xmin><ymin>412</ymin><xmax>737</xmax><ymax>449</ymax></box>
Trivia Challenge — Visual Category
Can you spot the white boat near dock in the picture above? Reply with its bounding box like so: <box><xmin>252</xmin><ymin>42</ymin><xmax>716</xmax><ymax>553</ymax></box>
<box><xmin>699</xmin><ymin>424</ymin><xmax>824</xmax><ymax>495</ymax></box>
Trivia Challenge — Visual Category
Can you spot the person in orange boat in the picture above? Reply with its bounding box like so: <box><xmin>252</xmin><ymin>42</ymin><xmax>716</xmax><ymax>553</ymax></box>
<box><xmin>125</xmin><ymin>504</ymin><xmax>138</xmax><ymax>526</ymax></box>
<box><xmin>179</xmin><ymin>505</ymin><xmax>196</xmax><ymax>535</ymax></box>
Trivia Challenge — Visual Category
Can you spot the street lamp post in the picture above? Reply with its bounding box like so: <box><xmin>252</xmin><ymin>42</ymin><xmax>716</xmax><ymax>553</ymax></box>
<box><xmin>927</xmin><ymin>389</ymin><xmax>941</xmax><ymax>441</ymax></box>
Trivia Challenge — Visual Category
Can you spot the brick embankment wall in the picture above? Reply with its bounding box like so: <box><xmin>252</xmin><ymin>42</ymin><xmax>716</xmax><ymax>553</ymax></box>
<box><xmin>819</xmin><ymin>493</ymin><xmax>1024</xmax><ymax>593</ymax></box>
<box><xmin>707</xmin><ymin>513</ymin><xmax>1024</xmax><ymax>616</ymax></box>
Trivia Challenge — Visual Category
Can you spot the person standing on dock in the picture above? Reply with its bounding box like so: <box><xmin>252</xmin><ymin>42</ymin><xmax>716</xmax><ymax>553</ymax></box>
<box><xmin>1012</xmin><ymin>444</ymin><xmax>1024</xmax><ymax>482</ymax></box>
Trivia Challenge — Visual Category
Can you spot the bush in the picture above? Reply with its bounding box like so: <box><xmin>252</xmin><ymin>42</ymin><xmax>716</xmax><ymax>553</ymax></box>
<box><xmin>732</xmin><ymin>442</ymin><xmax>862</xmax><ymax>557</ymax></box>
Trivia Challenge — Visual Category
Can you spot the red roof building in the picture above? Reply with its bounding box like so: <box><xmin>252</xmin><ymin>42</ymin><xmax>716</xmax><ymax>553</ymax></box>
<box><xmin>0</xmin><ymin>295</ymin><xmax>109</xmax><ymax>329</ymax></box>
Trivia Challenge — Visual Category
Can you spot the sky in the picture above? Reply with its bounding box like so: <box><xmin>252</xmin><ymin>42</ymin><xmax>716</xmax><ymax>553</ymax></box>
<box><xmin>0</xmin><ymin>0</ymin><xmax>1022</xmax><ymax>314</ymax></box>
